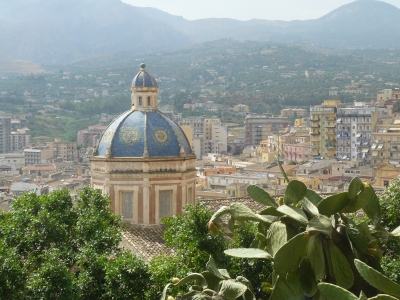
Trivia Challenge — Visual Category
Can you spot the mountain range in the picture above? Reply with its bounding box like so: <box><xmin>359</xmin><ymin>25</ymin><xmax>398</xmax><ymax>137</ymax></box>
<box><xmin>1</xmin><ymin>0</ymin><xmax>400</xmax><ymax>64</ymax></box>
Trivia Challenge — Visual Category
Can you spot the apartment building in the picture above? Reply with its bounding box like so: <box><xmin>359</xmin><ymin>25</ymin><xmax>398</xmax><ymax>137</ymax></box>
<box><xmin>0</xmin><ymin>114</ymin><xmax>11</xmax><ymax>154</ymax></box>
<box><xmin>281</xmin><ymin>108</ymin><xmax>307</xmax><ymax>117</ymax></box>
<box><xmin>180</xmin><ymin>117</ymin><xmax>227</xmax><ymax>157</ymax></box>
<box><xmin>179</xmin><ymin>117</ymin><xmax>204</xmax><ymax>137</ymax></box>
<box><xmin>336</xmin><ymin>104</ymin><xmax>380</xmax><ymax>166</ymax></box>
<box><xmin>77</xmin><ymin>124</ymin><xmax>107</xmax><ymax>146</ymax></box>
<box><xmin>50</xmin><ymin>140</ymin><xmax>78</xmax><ymax>162</ymax></box>
<box><xmin>283</xmin><ymin>142</ymin><xmax>311</xmax><ymax>163</ymax></box>
<box><xmin>234</xmin><ymin>104</ymin><xmax>249</xmax><ymax>113</ymax></box>
<box><xmin>25</xmin><ymin>140</ymin><xmax>78</xmax><ymax>164</ymax></box>
<box><xmin>245</xmin><ymin>114</ymin><xmax>289</xmax><ymax>146</ymax></box>
<box><xmin>310</xmin><ymin>100</ymin><xmax>341</xmax><ymax>159</ymax></box>
<box><xmin>376</xmin><ymin>88</ymin><xmax>400</xmax><ymax>104</ymax></box>
<box><xmin>11</xmin><ymin>128</ymin><xmax>31</xmax><ymax>152</ymax></box>
<box><xmin>24</xmin><ymin>147</ymin><xmax>53</xmax><ymax>166</ymax></box>
<box><xmin>371</xmin><ymin>117</ymin><xmax>400</xmax><ymax>166</ymax></box>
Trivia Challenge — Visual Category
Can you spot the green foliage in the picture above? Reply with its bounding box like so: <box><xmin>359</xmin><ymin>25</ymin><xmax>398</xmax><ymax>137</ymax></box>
<box><xmin>381</xmin><ymin>255</ymin><xmax>400</xmax><ymax>285</ymax></box>
<box><xmin>379</xmin><ymin>177</ymin><xmax>400</xmax><ymax>287</ymax></box>
<box><xmin>148</xmin><ymin>254</ymin><xmax>191</xmax><ymax>300</ymax></box>
<box><xmin>380</xmin><ymin>177</ymin><xmax>400</xmax><ymax>230</ymax></box>
<box><xmin>0</xmin><ymin>186</ymin><xmax>150</xmax><ymax>299</ymax></box>
<box><xmin>161</xmin><ymin>257</ymin><xmax>255</xmax><ymax>300</ymax></box>
<box><xmin>162</xmin><ymin>201</ymin><xmax>229</xmax><ymax>269</ymax></box>
<box><xmin>103</xmin><ymin>251</ymin><xmax>150</xmax><ymax>299</ymax></box>
<box><xmin>206</xmin><ymin>165</ymin><xmax>399</xmax><ymax>299</ymax></box>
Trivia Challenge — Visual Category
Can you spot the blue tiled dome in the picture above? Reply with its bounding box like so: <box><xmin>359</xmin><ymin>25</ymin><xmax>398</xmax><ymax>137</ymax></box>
<box><xmin>96</xmin><ymin>110</ymin><xmax>192</xmax><ymax>158</ymax></box>
<box><xmin>131</xmin><ymin>63</ymin><xmax>158</xmax><ymax>87</ymax></box>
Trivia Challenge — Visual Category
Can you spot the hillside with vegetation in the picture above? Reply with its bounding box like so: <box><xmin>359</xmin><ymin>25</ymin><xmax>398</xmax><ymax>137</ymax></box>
<box><xmin>2</xmin><ymin>0</ymin><xmax>400</xmax><ymax>64</ymax></box>
<box><xmin>1</xmin><ymin>40</ymin><xmax>400</xmax><ymax>140</ymax></box>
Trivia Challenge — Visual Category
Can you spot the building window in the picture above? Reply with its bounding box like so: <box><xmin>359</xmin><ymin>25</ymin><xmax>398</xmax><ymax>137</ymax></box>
<box><xmin>139</xmin><ymin>97</ymin><xmax>142</xmax><ymax>105</ymax></box>
<box><xmin>121</xmin><ymin>192</ymin><xmax>134</xmax><ymax>220</ymax></box>
<box><xmin>148</xmin><ymin>96</ymin><xmax>151</xmax><ymax>106</ymax></box>
<box><xmin>384</xmin><ymin>181</ymin><xmax>389</xmax><ymax>187</ymax></box>
<box><xmin>159</xmin><ymin>190</ymin><xmax>172</xmax><ymax>219</ymax></box>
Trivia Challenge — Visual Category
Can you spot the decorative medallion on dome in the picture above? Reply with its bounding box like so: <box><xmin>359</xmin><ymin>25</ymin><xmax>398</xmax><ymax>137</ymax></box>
<box><xmin>102</xmin><ymin>129</ymin><xmax>115</xmax><ymax>144</ymax></box>
<box><xmin>120</xmin><ymin>126</ymin><xmax>141</xmax><ymax>146</ymax></box>
<box><xmin>152</xmin><ymin>127</ymin><xmax>171</xmax><ymax>146</ymax></box>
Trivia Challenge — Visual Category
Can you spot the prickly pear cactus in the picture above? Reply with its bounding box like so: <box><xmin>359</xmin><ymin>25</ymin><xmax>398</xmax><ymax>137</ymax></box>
<box><xmin>160</xmin><ymin>256</ymin><xmax>255</xmax><ymax>300</ymax></box>
<box><xmin>207</xmin><ymin>161</ymin><xmax>400</xmax><ymax>299</ymax></box>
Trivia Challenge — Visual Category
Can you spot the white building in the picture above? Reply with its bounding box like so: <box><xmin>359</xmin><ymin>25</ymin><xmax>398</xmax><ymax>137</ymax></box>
<box><xmin>207</xmin><ymin>173</ymin><xmax>268</xmax><ymax>190</ymax></box>
<box><xmin>179</xmin><ymin>117</ymin><xmax>227</xmax><ymax>157</ymax></box>
<box><xmin>0</xmin><ymin>153</ymin><xmax>25</xmax><ymax>170</ymax></box>
<box><xmin>11</xmin><ymin>128</ymin><xmax>31</xmax><ymax>152</ymax></box>
<box><xmin>336</xmin><ymin>103</ymin><xmax>381</xmax><ymax>166</ymax></box>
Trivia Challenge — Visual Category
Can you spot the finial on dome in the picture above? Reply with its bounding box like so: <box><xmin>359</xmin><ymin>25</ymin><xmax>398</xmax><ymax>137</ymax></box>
<box><xmin>141</xmin><ymin>63</ymin><xmax>146</xmax><ymax>69</ymax></box>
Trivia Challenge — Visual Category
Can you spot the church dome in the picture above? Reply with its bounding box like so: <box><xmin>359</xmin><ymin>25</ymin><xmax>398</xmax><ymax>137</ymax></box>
<box><xmin>131</xmin><ymin>63</ymin><xmax>158</xmax><ymax>87</ymax></box>
<box><xmin>96</xmin><ymin>110</ymin><xmax>192</xmax><ymax>158</ymax></box>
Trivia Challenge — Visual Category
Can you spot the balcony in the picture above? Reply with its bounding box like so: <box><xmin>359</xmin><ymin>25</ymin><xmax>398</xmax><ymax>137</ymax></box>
<box><xmin>326</xmin><ymin>124</ymin><xmax>336</xmax><ymax>128</ymax></box>
<box><xmin>310</xmin><ymin>132</ymin><xmax>320</xmax><ymax>136</ymax></box>
<box><xmin>312</xmin><ymin>145</ymin><xmax>319</xmax><ymax>149</ymax></box>
<box><xmin>310</xmin><ymin>118</ymin><xmax>320</xmax><ymax>122</ymax></box>
<box><xmin>336</xmin><ymin>113</ymin><xmax>372</xmax><ymax>118</ymax></box>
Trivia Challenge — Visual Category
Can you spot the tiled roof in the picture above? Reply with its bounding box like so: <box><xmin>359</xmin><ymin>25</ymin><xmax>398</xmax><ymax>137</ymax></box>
<box><xmin>96</xmin><ymin>110</ymin><xmax>193</xmax><ymax>158</ymax></box>
<box><xmin>268</xmin><ymin>165</ymin><xmax>298</xmax><ymax>172</ymax></box>
<box><xmin>121</xmin><ymin>224</ymin><xmax>174</xmax><ymax>262</ymax></box>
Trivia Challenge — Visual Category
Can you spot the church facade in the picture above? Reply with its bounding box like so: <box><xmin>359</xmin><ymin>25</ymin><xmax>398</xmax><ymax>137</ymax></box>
<box><xmin>91</xmin><ymin>64</ymin><xmax>196</xmax><ymax>225</ymax></box>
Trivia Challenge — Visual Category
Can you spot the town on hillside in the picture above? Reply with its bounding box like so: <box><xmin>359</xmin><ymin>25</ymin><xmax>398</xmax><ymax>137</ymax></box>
<box><xmin>0</xmin><ymin>87</ymin><xmax>399</xmax><ymax>214</ymax></box>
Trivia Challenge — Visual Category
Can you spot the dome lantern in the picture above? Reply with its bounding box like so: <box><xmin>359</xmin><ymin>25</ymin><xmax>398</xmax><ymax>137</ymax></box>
<box><xmin>130</xmin><ymin>64</ymin><xmax>158</xmax><ymax>111</ymax></box>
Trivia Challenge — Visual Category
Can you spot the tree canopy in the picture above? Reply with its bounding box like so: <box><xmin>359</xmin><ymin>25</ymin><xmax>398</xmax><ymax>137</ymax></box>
<box><xmin>0</xmin><ymin>186</ymin><xmax>150</xmax><ymax>299</ymax></box>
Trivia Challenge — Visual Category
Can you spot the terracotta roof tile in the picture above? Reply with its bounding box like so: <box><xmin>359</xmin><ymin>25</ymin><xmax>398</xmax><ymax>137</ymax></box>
<box><xmin>121</xmin><ymin>224</ymin><xmax>174</xmax><ymax>262</ymax></box>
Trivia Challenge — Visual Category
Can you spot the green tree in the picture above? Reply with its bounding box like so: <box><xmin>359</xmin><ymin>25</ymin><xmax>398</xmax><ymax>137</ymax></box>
<box><xmin>162</xmin><ymin>201</ymin><xmax>229</xmax><ymax>270</ymax></box>
<box><xmin>380</xmin><ymin>177</ymin><xmax>400</xmax><ymax>284</ymax></box>
<box><xmin>0</xmin><ymin>186</ymin><xmax>150</xmax><ymax>299</ymax></box>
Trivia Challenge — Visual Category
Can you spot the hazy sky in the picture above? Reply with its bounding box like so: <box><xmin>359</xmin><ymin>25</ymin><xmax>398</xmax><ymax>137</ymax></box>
<box><xmin>121</xmin><ymin>0</ymin><xmax>400</xmax><ymax>21</ymax></box>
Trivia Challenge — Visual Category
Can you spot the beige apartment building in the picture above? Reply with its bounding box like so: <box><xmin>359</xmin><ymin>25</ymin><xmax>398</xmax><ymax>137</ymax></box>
<box><xmin>376</xmin><ymin>88</ymin><xmax>400</xmax><ymax>104</ymax></box>
<box><xmin>234</xmin><ymin>104</ymin><xmax>249</xmax><ymax>113</ymax></box>
<box><xmin>25</xmin><ymin>140</ymin><xmax>78</xmax><ymax>164</ymax></box>
<box><xmin>245</xmin><ymin>115</ymin><xmax>289</xmax><ymax>146</ymax></box>
<box><xmin>281</xmin><ymin>108</ymin><xmax>307</xmax><ymax>117</ymax></box>
<box><xmin>77</xmin><ymin>124</ymin><xmax>107</xmax><ymax>146</ymax></box>
<box><xmin>371</xmin><ymin>118</ymin><xmax>400</xmax><ymax>166</ymax></box>
<box><xmin>310</xmin><ymin>100</ymin><xmax>341</xmax><ymax>159</ymax></box>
